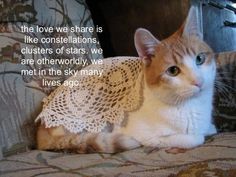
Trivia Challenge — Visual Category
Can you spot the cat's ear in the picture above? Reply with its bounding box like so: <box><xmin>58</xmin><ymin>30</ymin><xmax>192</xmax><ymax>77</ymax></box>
<box><xmin>183</xmin><ymin>6</ymin><xmax>203</xmax><ymax>39</ymax></box>
<box><xmin>134</xmin><ymin>28</ymin><xmax>160</xmax><ymax>66</ymax></box>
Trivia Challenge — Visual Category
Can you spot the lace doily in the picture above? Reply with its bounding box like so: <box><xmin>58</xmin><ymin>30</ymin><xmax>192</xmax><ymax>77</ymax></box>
<box><xmin>35</xmin><ymin>57</ymin><xmax>144</xmax><ymax>133</ymax></box>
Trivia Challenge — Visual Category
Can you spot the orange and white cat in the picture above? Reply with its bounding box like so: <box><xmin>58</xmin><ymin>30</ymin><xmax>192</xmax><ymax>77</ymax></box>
<box><xmin>37</xmin><ymin>6</ymin><xmax>217</xmax><ymax>153</ymax></box>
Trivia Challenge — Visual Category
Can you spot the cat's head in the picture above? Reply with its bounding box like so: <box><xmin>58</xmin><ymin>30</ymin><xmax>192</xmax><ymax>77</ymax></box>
<box><xmin>134</xmin><ymin>6</ymin><xmax>216</xmax><ymax>105</ymax></box>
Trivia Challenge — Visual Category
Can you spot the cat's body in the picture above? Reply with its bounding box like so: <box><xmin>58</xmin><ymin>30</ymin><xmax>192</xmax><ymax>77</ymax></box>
<box><xmin>37</xmin><ymin>6</ymin><xmax>217</xmax><ymax>153</ymax></box>
<box><xmin>121</xmin><ymin>81</ymin><xmax>216</xmax><ymax>148</ymax></box>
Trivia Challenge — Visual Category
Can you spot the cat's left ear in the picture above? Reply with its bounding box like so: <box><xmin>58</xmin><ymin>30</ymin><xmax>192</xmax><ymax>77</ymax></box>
<box><xmin>134</xmin><ymin>28</ymin><xmax>160</xmax><ymax>66</ymax></box>
<box><xmin>183</xmin><ymin>6</ymin><xmax>203</xmax><ymax>39</ymax></box>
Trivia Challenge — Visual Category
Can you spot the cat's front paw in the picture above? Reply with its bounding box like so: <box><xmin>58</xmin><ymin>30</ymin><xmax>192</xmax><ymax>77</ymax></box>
<box><xmin>143</xmin><ymin>139</ymin><xmax>164</xmax><ymax>154</ymax></box>
<box><xmin>142</xmin><ymin>137</ymin><xmax>167</xmax><ymax>149</ymax></box>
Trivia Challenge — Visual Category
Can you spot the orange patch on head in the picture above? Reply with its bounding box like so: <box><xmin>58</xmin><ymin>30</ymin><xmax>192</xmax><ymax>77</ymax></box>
<box><xmin>144</xmin><ymin>35</ymin><xmax>213</xmax><ymax>88</ymax></box>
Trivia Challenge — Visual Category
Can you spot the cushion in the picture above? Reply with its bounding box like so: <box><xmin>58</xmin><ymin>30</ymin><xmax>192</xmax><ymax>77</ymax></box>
<box><xmin>0</xmin><ymin>132</ymin><xmax>235</xmax><ymax>176</ymax></box>
<box><xmin>0</xmin><ymin>0</ymin><xmax>92</xmax><ymax>26</ymax></box>
<box><xmin>215</xmin><ymin>52</ymin><xmax>236</xmax><ymax>131</ymax></box>
<box><xmin>0</xmin><ymin>0</ymin><xmax>103</xmax><ymax>159</ymax></box>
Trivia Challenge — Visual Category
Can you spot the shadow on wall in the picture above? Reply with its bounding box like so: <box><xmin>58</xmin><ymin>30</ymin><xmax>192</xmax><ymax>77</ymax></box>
<box><xmin>86</xmin><ymin>0</ymin><xmax>190</xmax><ymax>57</ymax></box>
<box><xmin>87</xmin><ymin>0</ymin><xmax>236</xmax><ymax>57</ymax></box>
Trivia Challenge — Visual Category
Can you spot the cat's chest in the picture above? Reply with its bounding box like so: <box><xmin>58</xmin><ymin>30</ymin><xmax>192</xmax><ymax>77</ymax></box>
<box><xmin>163</xmin><ymin>103</ymin><xmax>207</xmax><ymax>133</ymax></box>
<box><xmin>124</xmin><ymin>96</ymin><xmax>211</xmax><ymax>137</ymax></box>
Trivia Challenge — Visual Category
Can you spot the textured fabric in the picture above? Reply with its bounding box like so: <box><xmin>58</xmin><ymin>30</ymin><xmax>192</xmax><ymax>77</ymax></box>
<box><xmin>36</xmin><ymin>57</ymin><xmax>143</xmax><ymax>133</ymax></box>
<box><xmin>0</xmin><ymin>132</ymin><xmax>236</xmax><ymax>177</ymax></box>
<box><xmin>0</xmin><ymin>0</ymin><xmax>103</xmax><ymax>158</ymax></box>
<box><xmin>214</xmin><ymin>52</ymin><xmax>236</xmax><ymax>132</ymax></box>
<box><xmin>0</xmin><ymin>0</ymin><xmax>93</xmax><ymax>26</ymax></box>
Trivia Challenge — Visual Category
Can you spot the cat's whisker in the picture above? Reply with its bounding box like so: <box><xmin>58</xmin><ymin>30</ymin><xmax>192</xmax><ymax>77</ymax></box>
<box><xmin>171</xmin><ymin>94</ymin><xmax>179</xmax><ymax>105</ymax></box>
<box><xmin>214</xmin><ymin>80</ymin><xmax>236</xmax><ymax>101</ymax></box>
<box><xmin>215</xmin><ymin>82</ymin><xmax>229</xmax><ymax>94</ymax></box>
<box><xmin>162</xmin><ymin>93</ymin><xmax>184</xmax><ymax>105</ymax></box>
<box><xmin>216</xmin><ymin>71</ymin><xmax>234</xmax><ymax>74</ymax></box>
<box><xmin>217</xmin><ymin>82</ymin><xmax>236</xmax><ymax>93</ymax></box>
<box><xmin>216</xmin><ymin>77</ymin><xmax>236</xmax><ymax>81</ymax></box>
<box><xmin>217</xmin><ymin>71</ymin><xmax>231</xmax><ymax>73</ymax></box>
<box><xmin>215</xmin><ymin>79</ymin><xmax>236</xmax><ymax>89</ymax></box>
<box><xmin>171</xmin><ymin>94</ymin><xmax>185</xmax><ymax>105</ymax></box>
<box><xmin>215</xmin><ymin>83</ymin><xmax>228</xmax><ymax>94</ymax></box>
<box><xmin>214</xmin><ymin>84</ymin><xmax>230</xmax><ymax>100</ymax></box>
<box><xmin>175</xmin><ymin>96</ymin><xmax>183</xmax><ymax>105</ymax></box>
<box><xmin>177</xmin><ymin>89</ymin><xmax>195</xmax><ymax>100</ymax></box>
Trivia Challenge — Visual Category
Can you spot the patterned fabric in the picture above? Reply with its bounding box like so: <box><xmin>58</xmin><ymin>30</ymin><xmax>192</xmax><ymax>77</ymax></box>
<box><xmin>215</xmin><ymin>52</ymin><xmax>236</xmax><ymax>132</ymax></box>
<box><xmin>0</xmin><ymin>0</ymin><xmax>93</xmax><ymax>26</ymax></box>
<box><xmin>36</xmin><ymin>57</ymin><xmax>143</xmax><ymax>133</ymax></box>
<box><xmin>0</xmin><ymin>132</ymin><xmax>236</xmax><ymax>177</ymax></box>
<box><xmin>0</xmin><ymin>0</ymin><xmax>37</xmax><ymax>23</ymax></box>
<box><xmin>0</xmin><ymin>0</ymin><xmax>103</xmax><ymax>158</ymax></box>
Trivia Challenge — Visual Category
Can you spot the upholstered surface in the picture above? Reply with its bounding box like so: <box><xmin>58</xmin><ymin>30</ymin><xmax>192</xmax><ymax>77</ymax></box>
<box><xmin>214</xmin><ymin>52</ymin><xmax>236</xmax><ymax>132</ymax></box>
<box><xmin>0</xmin><ymin>0</ymin><xmax>103</xmax><ymax>157</ymax></box>
<box><xmin>0</xmin><ymin>132</ymin><xmax>236</xmax><ymax>177</ymax></box>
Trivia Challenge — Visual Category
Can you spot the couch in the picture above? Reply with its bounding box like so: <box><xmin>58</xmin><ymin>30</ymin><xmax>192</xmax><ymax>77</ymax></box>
<box><xmin>0</xmin><ymin>132</ymin><xmax>236</xmax><ymax>177</ymax></box>
<box><xmin>0</xmin><ymin>0</ymin><xmax>236</xmax><ymax>177</ymax></box>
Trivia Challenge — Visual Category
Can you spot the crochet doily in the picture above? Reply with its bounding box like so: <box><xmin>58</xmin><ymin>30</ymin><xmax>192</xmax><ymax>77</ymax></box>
<box><xmin>35</xmin><ymin>57</ymin><xmax>144</xmax><ymax>133</ymax></box>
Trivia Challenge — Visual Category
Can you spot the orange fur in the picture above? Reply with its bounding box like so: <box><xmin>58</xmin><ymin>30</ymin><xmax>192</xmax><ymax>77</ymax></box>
<box><xmin>37</xmin><ymin>123</ymin><xmax>140</xmax><ymax>153</ymax></box>
<box><xmin>144</xmin><ymin>36</ymin><xmax>213</xmax><ymax>89</ymax></box>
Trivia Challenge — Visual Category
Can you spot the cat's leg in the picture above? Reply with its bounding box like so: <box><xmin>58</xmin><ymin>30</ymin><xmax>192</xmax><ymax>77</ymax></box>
<box><xmin>37</xmin><ymin>124</ymin><xmax>140</xmax><ymax>153</ymax></box>
<box><xmin>144</xmin><ymin>134</ymin><xmax>204</xmax><ymax>149</ymax></box>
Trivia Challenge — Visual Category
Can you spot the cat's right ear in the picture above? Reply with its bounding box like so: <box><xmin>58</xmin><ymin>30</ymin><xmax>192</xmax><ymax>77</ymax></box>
<box><xmin>134</xmin><ymin>28</ymin><xmax>160</xmax><ymax>66</ymax></box>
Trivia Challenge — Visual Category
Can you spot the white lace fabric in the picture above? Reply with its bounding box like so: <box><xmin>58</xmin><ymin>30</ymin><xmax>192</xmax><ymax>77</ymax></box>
<box><xmin>36</xmin><ymin>57</ymin><xmax>144</xmax><ymax>133</ymax></box>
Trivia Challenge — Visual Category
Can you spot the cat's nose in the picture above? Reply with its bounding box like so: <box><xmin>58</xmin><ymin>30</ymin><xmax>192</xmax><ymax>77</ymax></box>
<box><xmin>192</xmin><ymin>80</ymin><xmax>203</xmax><ymax>88</ymax></box>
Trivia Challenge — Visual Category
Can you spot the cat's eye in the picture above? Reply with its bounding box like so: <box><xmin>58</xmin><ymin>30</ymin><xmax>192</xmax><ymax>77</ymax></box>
<box><xmin>166</xmin><ymin>66</ymin><xmax>180</xmax><ymax>76</ymax></box>
<box><xmin>196</xmin><ymin>53</ymin><xmax>206</xmax><ymax>65</ymax></box>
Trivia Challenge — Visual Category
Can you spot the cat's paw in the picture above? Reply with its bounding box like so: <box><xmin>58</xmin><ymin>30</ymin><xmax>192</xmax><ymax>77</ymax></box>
<box><xmin>142</xmin><ymin>138</ymin><xmax>164</xmax><ymax>148</ymax></box>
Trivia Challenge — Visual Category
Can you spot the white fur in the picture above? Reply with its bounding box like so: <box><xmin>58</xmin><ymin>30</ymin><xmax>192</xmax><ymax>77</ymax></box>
<box><xmin>126</xmin><ymin>6</ymin><xmax>216</xmax><ymax>149</ymax></box>
<box><xmin>119</xmin><ymin>55</ymin><xmax>216</xmax><ymax>149</ymax></box>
